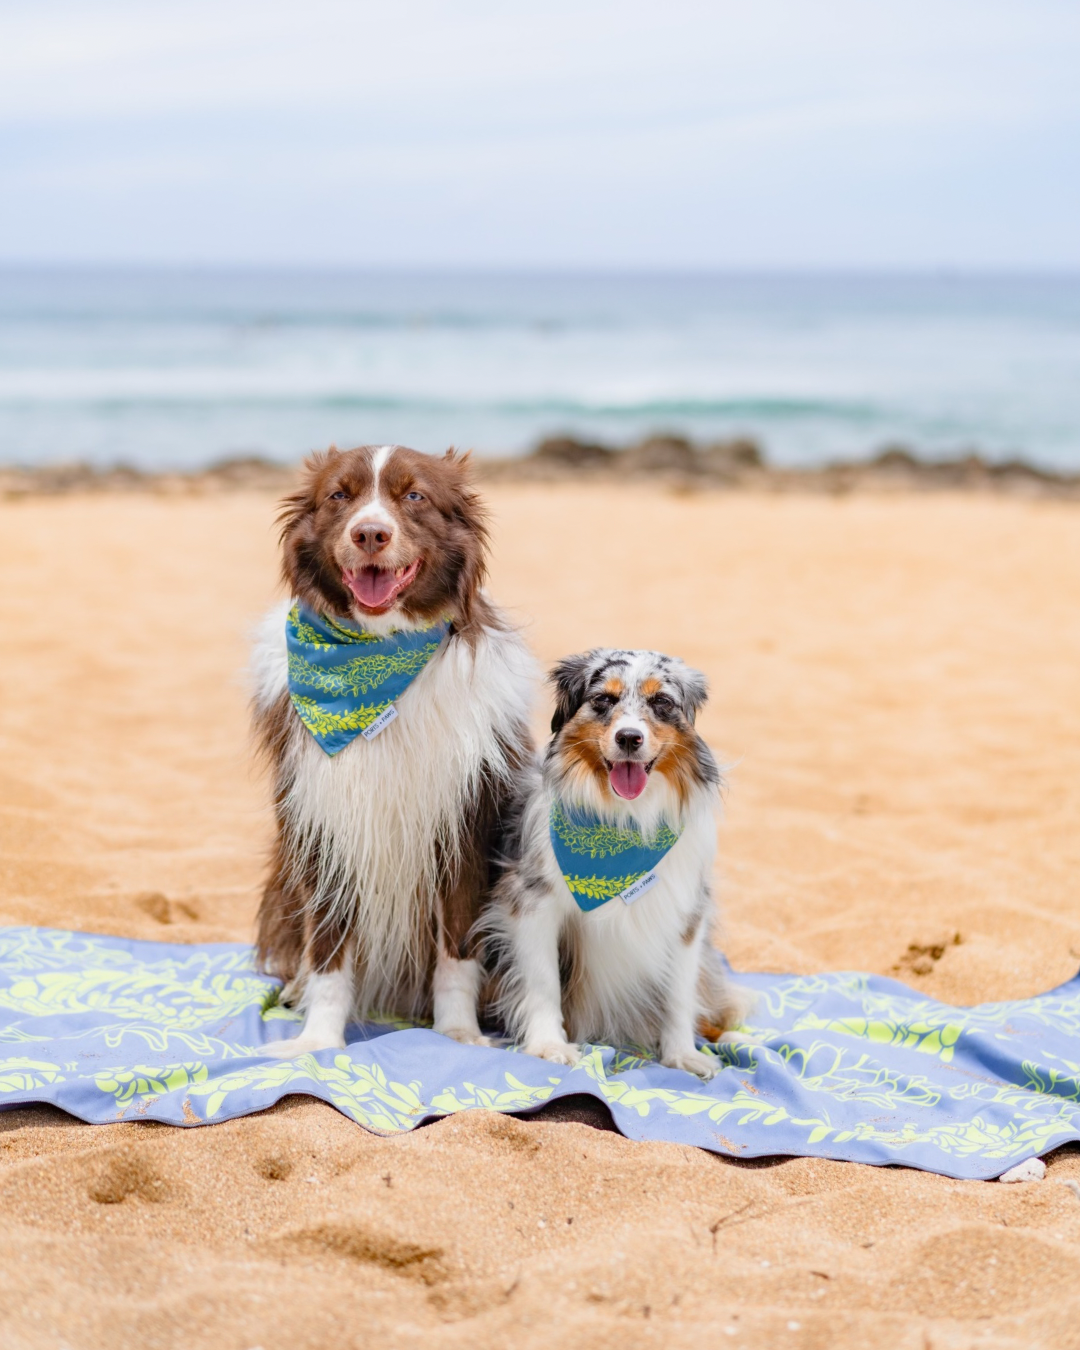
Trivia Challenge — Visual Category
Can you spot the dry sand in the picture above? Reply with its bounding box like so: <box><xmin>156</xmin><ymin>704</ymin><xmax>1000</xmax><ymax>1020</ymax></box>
<box><xmin>1</xmin><ymin>482</ymin><xmax>1079</xmax><ymax>1350</ymax></box>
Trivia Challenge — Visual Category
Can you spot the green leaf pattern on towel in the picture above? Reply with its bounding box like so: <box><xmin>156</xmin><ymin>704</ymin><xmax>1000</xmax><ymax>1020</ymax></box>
<box><xmin>4</xmin><ymin>927</ymin><xmax>1080</xmax><ymax>1172</ymax></box>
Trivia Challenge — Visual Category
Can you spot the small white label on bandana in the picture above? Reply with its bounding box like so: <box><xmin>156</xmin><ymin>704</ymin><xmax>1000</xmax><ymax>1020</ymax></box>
<box><xmin>361</xmin><ymin>704</ymin><xmax>399</xmax><ymax>740</ymax></box>
<box><xmin>619</xmin><ymin>870</ymin><xmax>658</xmax><ymax>905</ymax></box>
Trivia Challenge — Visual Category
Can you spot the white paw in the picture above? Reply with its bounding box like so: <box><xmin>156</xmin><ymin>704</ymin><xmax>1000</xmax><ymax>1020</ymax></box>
<box><xmin>725</xmin><ymin>983</ymin><xmax>760</xmax><ymax>1027</ymax></box>
<box><xmin>435</xmin><ymin>1025</ymin><xmax>493</xmax><ymax>1048</ymax></box>
<box><xmin>262</xmin><ymin>1035</ymin><xmax>345</xmax><ymax>1060</ymax></box>
<box><xmin>662</xmin><ymin>1048</ymin><xmax>718</xmax><ymax>1080</ymax></box>
<box><xmin>718</xmin><ymin>1027</ymin><xmax>770</xmax><ymax>1046</ymax></box>
<box><xmin>522</xmin><ymin>1040</ymin><xmax>581</xmax><ymax>1066</ymax></box>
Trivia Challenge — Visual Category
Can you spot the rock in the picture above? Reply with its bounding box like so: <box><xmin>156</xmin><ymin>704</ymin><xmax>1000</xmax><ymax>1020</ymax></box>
<box><xmin>532</xmin><ymin>437</ymin><xmax>614</xmax><ymax>467</ymax></box>
<box><xmin>871</xmin><ymin>446</ymin><xmax>922</xmax><ymax>472</ymax></box>
<box><xmin>622</xmin><ymin>436</ymin><xmax>696</xmax><ymax>472</ymax></box>
<box><xmin>703</xmin><ymin>438</ymin><xmax>763</xmax><ymax>469</ymax></box>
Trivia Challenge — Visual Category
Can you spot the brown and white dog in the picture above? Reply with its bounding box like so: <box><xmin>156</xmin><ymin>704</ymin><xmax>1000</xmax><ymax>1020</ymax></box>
<box><xmin>250</xmin><ymin>444</ymin><xmax>535</xmax><ymax>1056</ymax></box>
<box><xmin>486</xmin><ymin>648</ymin><xmax>750</xmax><ymax>1077</ymax></box>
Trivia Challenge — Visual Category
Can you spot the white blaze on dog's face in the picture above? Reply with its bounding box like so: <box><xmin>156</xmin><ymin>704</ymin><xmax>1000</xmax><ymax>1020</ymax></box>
<box><xmin>277</xmin><ymin>443</ymin><xmax>488</xmax><ymax>631</ymax></box>
<box><xmin>547</xmin><ymin>649</ymin><xmax>718</xmax><ymax>810</ymax></box>
<box><xmin>337</xmin><ymin>444</ymin><xmax>418</xmax><ymax>616</ymax></box>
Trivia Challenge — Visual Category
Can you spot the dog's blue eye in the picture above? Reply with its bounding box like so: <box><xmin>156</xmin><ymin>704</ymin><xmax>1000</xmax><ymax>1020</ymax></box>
<box><xmin>405</xmin><ymin>491</ymin><xmax>424</xmax><ymax>502</ymax></box>
<box><xmin>329</xmin><ymin>490</ymin><xmax>349</xmax><ymax>501</ymax></box>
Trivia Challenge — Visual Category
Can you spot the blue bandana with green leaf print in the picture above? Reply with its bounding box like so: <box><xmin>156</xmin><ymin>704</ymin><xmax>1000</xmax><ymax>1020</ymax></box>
<box><xmin>549</xmin><ymin>798</ymin><xmax>682</xmax><ymax>911</ymax></box>
<box><xmin>286</xmin><ymin>603</ymin><xmax>451</xmax><ymax>755</ymax></box>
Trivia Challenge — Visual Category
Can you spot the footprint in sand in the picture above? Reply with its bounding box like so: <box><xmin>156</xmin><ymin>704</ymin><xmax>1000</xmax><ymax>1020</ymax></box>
<box><xmin>254</xmin><ymin>1151</ymin><xmax>294</xmax><ymax>1182</ymax></box>
<box><xmin>893</xmin><ymin>932</ymin><xmax>963</xmax><ymax>977</ymax></box>
<box><xmin>135</xmin><ymin>891</ymin><xmax>200</xmax><ymax>925</ymax></box>
<box><xmin>87</xmin><ymin>1144</ymin><xmax>174</xmax><ymax>1205</ymax></box>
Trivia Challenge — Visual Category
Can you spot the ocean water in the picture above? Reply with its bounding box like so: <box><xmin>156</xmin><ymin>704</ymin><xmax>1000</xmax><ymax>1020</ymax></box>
<box><xmin>1</xmin><ymin>269</ymin><xmax>1079</xmax><ymax>472</ymax></box>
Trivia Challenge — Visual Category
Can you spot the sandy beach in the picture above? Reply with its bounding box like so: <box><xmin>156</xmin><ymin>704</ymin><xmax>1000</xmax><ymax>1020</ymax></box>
<box><xmin>2</xmin><ymin>480</ymin><xmax>1080</xmax><ymax>1349</ymax></box>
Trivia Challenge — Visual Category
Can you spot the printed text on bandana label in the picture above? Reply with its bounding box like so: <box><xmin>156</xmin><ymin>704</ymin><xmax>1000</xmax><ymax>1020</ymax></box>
<box><xmin>361</xmin><ymin>704</ymin><xmax>399</xmax><ymax>740</ymax></box>
<box><xmin>620</xmin><ymin>871</ymin><xmax>658</xmax><ymax>905</ymax></box>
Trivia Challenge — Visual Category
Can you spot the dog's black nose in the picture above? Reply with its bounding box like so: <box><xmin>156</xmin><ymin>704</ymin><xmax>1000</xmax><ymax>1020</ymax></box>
<box><xmin>351</xmin><ymin>521</ymin><xmax>394</xmax><ymax>555</ymax></box>
<box><xmin>614</xmin><ymin>728</ymin><xmax>644</xmax><ymax>754</ymax></box>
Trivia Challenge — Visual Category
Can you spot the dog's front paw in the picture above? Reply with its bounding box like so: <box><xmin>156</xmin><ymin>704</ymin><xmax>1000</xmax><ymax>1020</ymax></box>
<box><xmin>522</xmin><ymin>1039</ymin><xmax>581</xmax><ymax>1066</ymax></box>
<box><xmin>262</xmin><ymin>1035</ymin><xmax>345</xmax><ymax>1060</ymax></box>
<box><xmin>435</xmin><ymin>1025</ymin><xmax>493</xmax><ymax>1048</ymax></box>
<box><xmin>662</xmin><ymin>1047</ymin><xmax>718</xmax><ymax>1080</ymax></box>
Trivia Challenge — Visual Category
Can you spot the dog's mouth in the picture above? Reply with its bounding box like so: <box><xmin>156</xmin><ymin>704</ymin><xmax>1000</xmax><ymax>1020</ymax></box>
<box><xmin>606</xmin><ymin>758</ymin><xmax>656</xmax><ymax>801</ymax></box>
<box><xmin>343</xmin><ymin>559</ymin><xmax>422</xmax><ymax>614</ymax></box>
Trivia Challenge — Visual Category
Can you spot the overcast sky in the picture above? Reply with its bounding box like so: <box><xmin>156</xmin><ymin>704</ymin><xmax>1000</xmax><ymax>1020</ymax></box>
<box><xmin>2</xmin><ymin>0</ymin><xmax>1078</xmax><ymax>270</ymax></box>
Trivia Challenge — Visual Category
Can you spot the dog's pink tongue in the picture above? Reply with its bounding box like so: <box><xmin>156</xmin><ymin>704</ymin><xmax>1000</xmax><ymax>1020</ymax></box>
<box><xmin>355</xmin><ymin>567</ymin><xmax>398</xmax><ymax>608</ymax></box>
<box><xmin>610</xmin><ymin>761</ymin><xmax>648</xmax><ymax>800</ymax></box>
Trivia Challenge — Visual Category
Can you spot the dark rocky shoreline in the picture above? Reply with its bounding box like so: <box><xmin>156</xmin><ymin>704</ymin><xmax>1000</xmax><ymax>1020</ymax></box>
<box><xmin>480</xmin><ymin>436</ymin><xmax>1080</xmax><ymax>498</ymax></box>
<box><xmin>3</xmin><ymin>435</ymin><xmax>1079</xmax><ymax>500</ymax></box>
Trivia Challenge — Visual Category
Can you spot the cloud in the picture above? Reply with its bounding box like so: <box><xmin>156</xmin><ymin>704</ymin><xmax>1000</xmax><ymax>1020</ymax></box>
<box><xmin>1</xmin><ymin>0</ymin><xmax>1078</xmax><ymax>266</ymax></box>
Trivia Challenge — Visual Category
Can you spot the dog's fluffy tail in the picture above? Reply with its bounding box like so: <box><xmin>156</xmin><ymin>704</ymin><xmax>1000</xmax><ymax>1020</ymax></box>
<box><xmin>697</xmin><ymin>944</ymin><xmax>757</xmax><ymax>1041</ymax></box>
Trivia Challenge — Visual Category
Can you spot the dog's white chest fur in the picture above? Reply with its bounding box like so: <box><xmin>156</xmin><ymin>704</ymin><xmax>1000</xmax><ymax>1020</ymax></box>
<box><xmin>251</xmin><ymin>599</ymin><xmax>536</xmax><ymax>1008</ymax></box>
<box><xmin>552</xmin><ymin>798</ymin><xmax>716</xmax><ymax>1043</ymax></box>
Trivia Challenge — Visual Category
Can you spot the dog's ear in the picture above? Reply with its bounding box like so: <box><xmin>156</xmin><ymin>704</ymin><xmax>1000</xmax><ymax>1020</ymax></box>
<box><xmin>277</xmin><ymin>448</ymin><xmax>353</xmax><ymax>611</ymax></box>
<box><xmin>549</xmin><ymin>652</ymin><xmax>598</xmax><ymax>736</ymax></box>
<box><xmin>277</xmin><ymin>447</ymin><xmax>338</xmax><ymax>542</ymax></box>
<box><xmin>679</xmin><ymin>665</ymin><xmax>709</xmax><ymax>725</ymax></box>
<box><xmin>441</xmin><ymin>452</ymin><xmax>489</xmax><ymax>630</ymax></box>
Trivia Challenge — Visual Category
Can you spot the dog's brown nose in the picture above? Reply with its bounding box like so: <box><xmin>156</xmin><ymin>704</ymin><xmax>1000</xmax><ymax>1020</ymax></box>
<box><xmin>351</xmin><ymin>521</ymin><xmax>394</xmax><ymax>555</ymax></box>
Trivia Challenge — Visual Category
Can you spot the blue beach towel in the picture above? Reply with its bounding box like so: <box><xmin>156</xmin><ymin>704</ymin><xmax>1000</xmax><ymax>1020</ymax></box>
<box><xmin>2</xmin><ymin>926</ymin><xmax>1079</xmax><ymax>1181</ymax></box>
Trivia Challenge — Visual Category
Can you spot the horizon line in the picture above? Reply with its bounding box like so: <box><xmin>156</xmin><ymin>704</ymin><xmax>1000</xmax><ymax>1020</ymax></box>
<box><xmin>3</xmin><ymin>261</ymin><xmax>1080</xmax><ymax>280</ymax></box>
